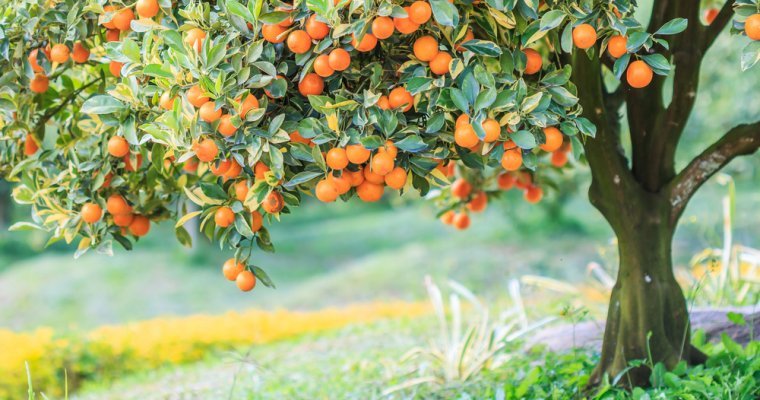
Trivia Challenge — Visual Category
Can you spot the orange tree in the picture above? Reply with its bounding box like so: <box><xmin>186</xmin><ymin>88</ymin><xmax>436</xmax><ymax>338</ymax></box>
<box><xmin>1</xmin><ymin>0</ymin><xmax>759</xmax><ymax>386</ymax></box>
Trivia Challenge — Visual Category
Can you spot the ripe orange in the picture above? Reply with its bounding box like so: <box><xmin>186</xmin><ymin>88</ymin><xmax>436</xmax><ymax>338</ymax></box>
<box><xmin>298</xmin><ymin>73</ymin><xmax>324</xmax><ymax>96</ymax></box>
<box><xmin>524</xmin><ymin>185</ymin><xmax>543</xmax><ymax>203</ymax></box>
<box><xmin>607</xmin><ymin>35</ymin><xmax>627</xmax><ymax>58</ymax></box>
<box><xmin>287</xmin><ymin>30</ymin><xmax>312</xmax><ymax>54</ymax></box>
<box><xmin>124</xmin><ymin>153</ymin><xmax>143</xmax><ymax>172</ymax></box>
<box><xmin>81</xmin><ymin>202</ymin><xmax>102</xmax><ymax>223</ymax></box>
<box><xmin>194</xmin><ymin>138</ymin><xmax>219</xmax><ymax>162</ymax></box>
<box><xmin>113</xmin><ymin>213</ymin><xmax>134</xmax><ymax>227</ymax></box>
<box><xmin>313</xmin><ymin>54</ymin><xmax>334</xmax><ymax>77</ymax></box>
<box><xmin>746</xmin><ymin>14</ymin><xmax>760</xmax><ymax>40</ymax></box>
<box><xmin>234</xmin><ymin>180</ymin><xmax>250</xmax><ymax>202</ymax></box>
<box><xmin>540</xmin><ymin>127</ymin><xmax>563</xmax><ymax>152</ymax></box>
<box><xmin>254</xmin><ymin>162</ymin><xmax>270</xmax><ymax>180</ymax></box>
<box><xmin>328</xmin><ymin>48</ymin><xmax>351</xmax><ymax>71</ymax></box>
<box><xmin>482</xmin><ymin>119</ymin><xmax>500</xmax><ymax>142</ymax></box>
<box><xmin>289</xmin><ymin>131</ymin><xmax>312</xmax><ymax>145</ymax></box>
<box><xmin>429</xmin><ymin>52</ymin><xmax>452</xmax><ymax>75</ymax></box>
<box><xmin>551</xmin><ymin>150</ymin><xmax>568</xmax><ymax>167</ymax></box>
<box><xmin>275</xmin><ymin>6</ymin><xmax>293</xmax><ymax>27</ymax></box>
<box><xmin>409</xmin><ymin>1</ymin><xmax>432</xmax><ymax>24</ymax></box>
<box><xmin>413</xmin><ymin>35</ymin><xmax>439</xmax><ymax>61</ymax></box>
<box><xmin>452</xmin><ymin>212</ymin><xmax>470</xmax><ymax>230</ymax></box>
<box><xmin>327</xmin><ymin>174</ymin><xmax>351</xmax><ymax>195</ymax></box>
<box><xmin>199</xmin><ymin>102</ymin><xmax>222</xmax><ymax>122</ymax></box>
<box><xmin>440</xmin><ymin>210</ymin><xmax>455</xmax><ymax>225</ymax></box>
<box><xmin>363</xmin><ymin>165</ymin><xmax>385</xmax><ymax>184</ymax></box>
<box><xmin>106</xmin><ymin>29</ymin><xmax>120</xmax><ymax>42</ymax></box>
<box><xmin>515</xmin><ymin>171</ymin><xmax>532</xmax><ymax>189</ymax></box>
<box><xmin>501</xmin><ymin>148</ymin><xmax>523</xmax><ymax>171</ymax></box>
<box><xmin>50</xmin><ymin>44</ymin><xmax>69</xmax><ymax>63</ymax></box>
<box><xmin>239</xmin><ymin>93</ymin><xmax>259</xmax><ymax>117</ymax></box>
<box><xmin>182</xmin><ymin>157</ymin><xmax>199</xmax><ymax>173</ymax></box>
<box><xmin>112</xmin><ymin>8</ymin><xmax>135</xmax><ymax>31</ymax></box>
<box><xmin>379</xmin><ymin>140</ymin><xmax>398</xmax><ymax>158</ymax></box>
<box><xmin>107</xmin><ymin>194</ymin><xmax>132</xmax><ymax>215</ymax></box>
<box><xmin>523</xmin><ymin>48</ymin><xmax>542</xmax><ymax>74</ymax></box>
<box><xmin>456</xmin><ymin>29</ymin><xmax>474</xmax><ymax>52</ymax></box>
<box><xmin>346</xmin><ymin>144</ymin><xmax>370</xmax><ymax>164</ymax></box>
<box><xmin>187</xmin><ymin>85</ymin><xmax>210</xmax><ymax>108</ymax></box>
<box><xmin>262</xmin><ymin>191</ymin><xmax>285</xmax><ymax>213</ymax></box>
<box><xmin>102</xmin><ymin>5</ymin><xmax>118</xmax><ymax>29</ymax></box>
<box><xmin>136</xmin><ymin>0</ymin><xmax>160</xmax><ymax>18</ymax></box>
<box><xmin>703</xmin><ymin>9</ymin><xmax>718</xmax><ymax>25</ymax></box>
<box><xmin>30</xmin><ymin>74</ymin><xmax>49</xmax><ymax>93</ymax></box>
<box><xmin>388</xmin><ymin>86</ymin><xmax>413</xmax><ymax>112</ymax></box>
<box><xmin>236</xmin><ymin>270</ymin><xmax>256</xmax><ymax>291</ymax></box>
<box><xmin>455</xmin><ymin>114</ymin><xmax>469</xmax><ymax>129</ymax></box>
<box><xmin>306</xmin><ymin>14</ymin><xmax>330</xmax><ymax>40</ymax></box>
<box><xmin>626</xmin><ymin>60</ymin><xmax>653</xmax><ymax>88</ymax></box>
<box><xmin>215</xmin><ymin>206</ymin><xmax>235</xmax><ymax>227</ymax></box>
<box><xmin>451</xmin><ymin>178</ymin><xmax>472</xmax><ymax>199</ymax></box>
<box><xmin>218</xmin><ymin>114</ymin><xmax>237</xmax><ymax>136</ymax></box>
<box><xmin>222</xmin><ymin>258</ymin><xmax>245</xmax><ymax>281</ymax></box>
<box><xmin>467</xmin><ymin>191</ymin><xmax>487</xmax><ymax>212</ymax></box>
<box><xmin>223</xmin><ymin>161</ymin><xmax>243</xmax><ymax>180</ymax></box>
<box><xmin>345</xmin><ymin>169</ymin><xmax>365</xmax><ymax>186</ymax></box>
<box><xmin>326</xmin><ymin>148</ymin><xmax>349</xmax><ymax>170</ymax></box>
<box><xmin>262</xmin><ymin>24</ymin><xmax>287</xmax><ymax>43</ymax></box>
<box><xmin>356</xmin><ymin>181</ymin><xmax>384</xmax><ymax>202</ymax></box>
<box><xmin>129</xmin><ymin>215</ymin><xmax>150</xmax><ymax>236</ymax></box>
<box><xmin>454</xmin><ymin>123</ymin><xmax>478</xmax><ymax>148</ymax></box>
<box><xmin>376</xmin><ymin>95</ymin><xmax>391</xmax><ymax>110</ymax></box>
<box><xmin>71</xmin><ymin>42</ymin><xmax>89</xmax><ymax>63</ymax></box>
<box><xmin>315</xmin><ymin>178</ymin><xmax>339</xmax><ymax>202</ymax></box>
<box><xmin>24</xmin><ymin>134</ymin><xmax>39</xmax><ymax>155</ymax></box>
<box><xmin>184</xmin><ymin>28</ymin><xmax>206</xmax><ymax>52</ymax></box>
<box><xmin>159</xmin><ymin>92</ymin><xmax>175</xmax><ymax>110</ymax></box>
<box><xmin>109</xmin><ymin>61</ymin><xmax>123</xmax><ymax>77</ymax></box>
<box><xmin>352</xmin><ymin>33</ymin><xmax>377</xmax><ymax>52</ymax></box>
<box><xmin>394</xmin><ymin>9</ymin><xmax>420</xmax><ymax>34</ymax></box>
<box><xmin>372</xmin><ymin>16</ymin><xmax>394</xmax><ymax>39</ymax></box>
<box><xmin>371</xmin><ymin>152</ymin><xmax>394</xmax><ymax>175</ymax></box>
<box><xmin>28</xmin><ymin>49</ymin><xmax>45</xmax><ymax>72</ymax></box>
<box><xmin>572</xmin><ymin>23</ymin><xmax>597</xmax><ymax>49</ymax></box>
<box><xmin>210</xmin><ymin>159</ymin><xmax>231</xmax><ymax>176</ymax></box>
<box><xmin>108</xmin><ymin>136</ymin><xmax>129</xmax><ymax>157</ymax></box>
<box><xmin>250</xmin><ymin>210</ymin><xmax>263</xmax><ymax>231</ymax></box>
<box><xmin>384</xmin><ymin>167</ymin><xmax>407</xmax><ymax>189</ymax></box>
<box><xmin>497</xmin><ymin>173</ymin><xmax>516</xmax><ymax>190</ymax></box>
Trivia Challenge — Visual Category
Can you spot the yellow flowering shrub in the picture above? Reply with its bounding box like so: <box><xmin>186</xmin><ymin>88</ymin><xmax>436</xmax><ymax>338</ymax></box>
<box><xmin>0</xmin><ymin>301</ymin><xmax>428</xmax><ymax>397</ymax></box>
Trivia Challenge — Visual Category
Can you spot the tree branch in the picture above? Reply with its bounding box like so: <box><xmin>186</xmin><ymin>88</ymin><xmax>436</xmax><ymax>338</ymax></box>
<box><xmin>702</xmin><ymin>1</ymin><xmax>735</xmax><ymax>52</ymax></box>
<box><xmin>33</xmin><ymin>77</ymin><xmax>102</xmax><ymax>136</ymax></box>
<box><xmin>669</xmin><ymin>121</ymin><xmax>760</xmax><ymax>224</ymax></box>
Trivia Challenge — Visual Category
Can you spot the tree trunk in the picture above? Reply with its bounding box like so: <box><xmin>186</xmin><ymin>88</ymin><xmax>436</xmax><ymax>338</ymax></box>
<box><xmin>589</xmin><ymin>191</ymin><xmax>706</xmax><ymax>387</ymax></box>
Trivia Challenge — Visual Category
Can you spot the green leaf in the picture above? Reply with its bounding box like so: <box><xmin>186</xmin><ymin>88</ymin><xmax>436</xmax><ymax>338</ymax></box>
<box><xmin>726</xmin><ymin>312</ymin><xmax>747</xmax><ymax>326</ymax></box>
<box><xmin>199</xmin><ymin>182</ymin><xmax>228</xmax><ymax>200</ymax></box>
<box><xmin>81</xmin><ymin>95</ymin><xmax>126</xmax><ymax>114</ymax></box>
<box><xmin>640</xmin><ymin>54</ymin><xmax>671</xmax><ymax>75</ymax></box>
<box><xmin>175</xmin><ymin>226</ymin><xmax>193</xmax><ymax>248</ymax></box>
<box><xmin>234</xmin><ymin>213</ymin><xmax>254</xmax><ymax>239</ymax></box>
<box><xmin>626</xmin><ymin>31</ymin><xmax>650</xmax><ymax>52</ymax></box>
<box><xmin>449</xmin><ymin>88</ymin><xmax>469</xmax><ymax>113</ymax></box>
<box><xmin>740</xmin><ymin>41</ymin><xmax>760</xmax><ymax>71</ymax></box>
<box><xmin>284</xmin><ymin>171</ymin><xmax>323</xmax><ymax>188</ymax></box>
<box><xmin>395</xmin><ymin>135</ymin><xmax>428</xmax><ymax>152</ymax></box>
<box><xmin>406</xmin><ymin>77</ymin><xmax>433</xmax><ymax>95</ymax></box>
<box><xmin>226</xmin><ymin>0</ymin><xmax>256</xmax><ymax>25</ymax></box>
<box><xmin>539</xmin><ymin>10</ymin><xmax>565</xmax><ymax>32</ymax></box>
<box><xmin>510</xmin><ymin>130</ymin><xmax>536</xmax><ymax>149</ymax></box>
<box><xmin>460</xmin><ymin>40</ymin><xmax>502</xmax><ymax>56</ymax></box>
<box><xmin>655</xmin><ymin>18</ymin><xmax>688</xmax><ymax>35</ymax></box>
<box><xmin>474</xmin><ymin>88</ymin><xmax>497</xmax><ymax>110</ymax></box>
<box><xmin>429</xmin><ymin>0</ymin><xmax>459</xmax><ymax>27</ymax></box>
<box><xmin>8</xmin><ymin>222</ymin><xmax>43</xmax><ymax>232</ymax></box>
<box><xmin>252</xmin><ymin>266</ymin><xmax>276</xmax><ymax>288</ymax></box>
<box><xmin>143</xmin><ymin>64</ymin><xmax>173</xmax><ymax>78</ymax></box>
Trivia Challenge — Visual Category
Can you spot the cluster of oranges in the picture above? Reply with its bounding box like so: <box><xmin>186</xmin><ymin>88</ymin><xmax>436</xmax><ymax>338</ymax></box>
<box><xmin>222</xmin><ymin>258</ymin><xmax>256</xmax><ymax>292</ymax></box>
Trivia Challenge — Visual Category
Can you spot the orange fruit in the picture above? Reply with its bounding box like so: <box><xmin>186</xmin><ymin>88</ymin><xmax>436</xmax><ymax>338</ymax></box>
<box><xmin>275</xmin><ymin>6</ymin><xmax>294</xmax><ymax>27</ymax></box>
<box><xmin>413</xmin><ymin>36</ymin><xmax>439</xmax><ymax>62</ymax></box>
<box><xmin>455</xmin><ymin>114</ymin><xmax>469</xmax><ymax>129</ymax></box>
<box><xmin>515</xmin><ymin>171</ymin><xmax>532</xmax><ymax>190</ymax></box>
<box><xmin>250</xmin><ymin>210</ymin><xmax>263</xmax><ymax>232</ymax></box>
<box><xmin>215</xmin><ymin>206</ymin><xmax>235</xmax><ymax>227</ymax></box>
<box><xmin>187</xmin><ymin>85</ymin><xmax>210</xmax><ymax>108</ymax></box>
<box><xmin>298</xmin><ymin>73</ymin><xmax>324</xmax><ymax>96</ymax></box>
<box><xmin>287</xmin><ymin>30</ymin><xmax>312</xmax><ymax>54</ymax></box>
<box><xmin>262</xmin><ymin>24</ymin><xmax>287</xmax><ymax>43</ymax></box>
<box><xmin>607</xmin><ymin>35</ymin><xmax>627</xmax><ymax>58</ymax></box>
<box><xmin>467</xmin><ymin>191</ymin><xmax>487</xmax><ymax>212</ymax></box>
<box><xmin>50</xmin><ymin>44</ymin><xmax>69</xmax><ymax>63</ymax></box>
<box><xmin>371</xmin><ymin>152</ymin><xmax>394</xmax><ymax>175</ymax></box>
<box><xmin>113</xmin><ymin>213</ymin><xmax>134</xmax><ymax>227</ymax></box>
<box><xmin>23</xmin><ymin>134</ymin><xmax>39</xmax><ymax>156</ymax></box>
<box><xmin>218</xmin><ymin>114</ymin><xmax>237</xmax><ymax>136</ymax></box>
<box><xmin>497</xmin><ymin>173</ymin><xmax>516</xmax><ymax>190</ymax></box>
<box><xmin>346</xmin><ymin>144</ymin><xmax>370</xmax><ymax>164</ymax></box>
<box><xmin>440</xmin><ymin>210</ymin><xmax>455</xmax><ymax>225</ymax></box>
<box><xmin>363</xmin><ymin>165</ymin><xmax>385</xmax><ymax>184</ymax></box>
<box><xmin>30</xmin><ymin>74</ymin><xmax>49</xmax><ymax>93</ymax></box>
<box><xmin>313</xmin><ymin>54</ymin><xmax>334</xmax><ymax>77</ymax></box>
<box><xmin>352</xmin><ymin>33</ymin><xmax>377</xmax><ymax>52</ymax></box>
<box><xmin>306</xmin><ymin>14</ymin><xmax>330</xmax><ymax>40</ymax></box>
<box><xmin>524</xmin><ymin>185</ymin><xmax>543</xmax><ymax>203</ymax></box>
<box><xmin>184</xmin><ymin>28</ymin><xmax>206</xmax><ymax>52</ymax></box>
<box><xmin>326</xmin><ymin>148</ymin><xmax>349</xmax><ymax>170</ymax></box>
<box><xmin>523</xmin><ymin>48</ymin><xmax>542</xmax><ymax>74</ymax></box>
<box><xmin>289</xmin><ymin>131</ymin><xmax>312</xmax><ymax>145</ymax></box>
<box><xmin>315</xmin><ymin>178</ymin><xmax>339</xmax><ymax>202</ymax></box>
<box><xmin>236</xmin><ymin>270</ymin><xmax>256</xmax><ymax>291</ymax></box>
<box><xmin>129</xmin><ymin>215</ymin><xmax>150</xmax><ymax>236</ymax></box>
<box><xmin>394</xmin><ymin>8</ymin><xmax>420</xmax><ymax>34</ymax></box>
<box><xmin>384</xmin><ymin>167</ymin><xmax>407</xmax><ymax>189</ymax></box>
<box><xmin>572</xmin><ymin>23</ymin><xmax>597</xmax><ymax>49</ymax></box>
<box><xmin>102</xmin><ymin>5</ymin><xmax>118</xmax><ymax>29</ymax></box>
<box><xmin>183</xmin><ymin>157</ymin><xmax>199</xmax><ymax>173</ymax></box>
<box><xmin>28</xmin><ymin>49</ymin><xmax>45</xmax><ymax>72</ymax></box>
<box><xmin>429</xmin><ymin>52</ymin><xmax>452</xmax><ymax>75</ymax></box>
<box><xmin>454</xmin><ymin>123</ymin><xmax>478</xmax><ymax>148</ymax></box>
<box><xmin>626</xmin><ymin>60</ymin><xmax>653</xmax><ymax>88</ymax></box>
<box><xmin>372</xmin><ymin>16</ymin><xmax>395</xmax><ymax>39</ymax></box>
<box><xmin>106</xmin><ymin>29</ymin><xmax>120</xmax><ymax>42</ymax></box>
<box><xmin>234</xmin><ymin>180</ymin><xmax>250</xmax><ymax>202</ymax></box>
<box><xmin>254</xmin><ymin>162</ymin><xmax>270</xmax><ymax>180</ymax></box>
<box><xmin>109</xmin><ymin>61</ymin><xmax>123</xmax><ymax>77</ymax></box>
<box><xmin>540</xmin><ymin>127</ymin><xmax>563</xmax><ymax>152</ymax></box>
<box><xmin>551</xmin><ymin>150</ymin><xmax>568</xmax><ymax>167</ymax></box>
<box><xmin>356</xmin><ymin>181</ymin><xmax>384</xmax><ymax>202</ymax></box>
<box><xmin>379</xmin><ymin>140</ymin><xmax>398</xmax><ymax>158</ymax></box>
<box><xmin>81</xmin><ymin>202</ymin><xmax>102</xmax><ymax>223</ymax></box>
<box><xmin>222</xmin><ymin>258</ymin><xmax>246</xmax><ymax>281</ymax></box>
<box><xmin>223</xmin><ymin>161</ymin><xmax>242</xmax><ymax>181</ymax></box>
<box><xmin>108</xmin><ymin>136</ymin><xmax>129</xmax><ymax>157</ymax></box>
<box><xmin>452</xmin><ymin>212</ymin><xmax>470</xmax><ymax>230</ymax></box>
<box><xmin>745</xmin><ymin>14</ymin><xmax>760</xmax><ymax>40</ymax></box>
<box><xmin>136</xmin><ymin>0</ymin><xmax>160</xmax><ymax>18</ymax></box>
<box><xmin>262</xmin><ymin>191</ymin><xmax>285</xmax><ymax>213</ymax></box>
<box><xmin>451</xmin><ymin>178</ymin><xmax>472</xmax><ymax>199</ymax></box>
<box><xmin>376</xmin><ymin>95</ymin><xmax>391</xmax><ymax>110</ymax></box>
<box><xmin>71</xmin><ymin>42</ymin><xmax>89</xmax><ymax>63</ymax></box>
<box><xmin>388</xmin><ymin>86</ymin><xmax>413</xmax><ymax>112</ymax></box>
<box><xmin>327</xmin><ymin>173</ymin><xmax>351</xmax><ymax>195</ymax></box>
<box><xmin>107</xmin><ymin>194</ymin><xmax>132</xmax><ymax>215</ymax></box>
<box><xmin>345</xmin><ymin>169</ymin><xmax>365</xmax><ymax>186</ymax></box>
<box><xmin>703</xmin><ymin>9</ymin><xmax>718</xmax><ymax>25</ymax></box>
<box><xmin>112</xmin><ymin>8</ymin><xmax>135</xmax><ymax>31</ymax></box>
<box><xmin>501</xmin><ymin>148</ymin><xmax>522</xmax><ymax>171</ymax></box>
<box><xmin>409</xmin><ymin>1</ymin><xmax>432</xmax><ymax>24</ymax></box>
<box><xmin>456</xmin><ymin>29</ymin><xmax>474</xmax><ymax>52</ymax></box>
<box><xmin>482</xmin><ymin>119</ymin><xmax>500</xmax><ymax>143</ymax></box>
<box><xmin>194</xmin><ymin>138</ymin><xmax>219</xmax><ymax>162</ymax></box>
<box><xmin>239</xmin><ymin>93</ymin><xmax>260</xmax><ymax>117</ymax></box>
<box><xmin>159</xmin><ymin>92</ymin><xmax>175</xmax><ymax>110</ymax></box>
<box><xmin>328</xmin><ymin>48</ymin><xmax>351</xmax><ymax>71</ymax></box>
<box><xmin>210</xmin><ymin>159</ymin><xmax>231</xmax><ymax>176</ymax></box>
<box><xmin>124</xmin><ymin>153</ymin><xmax>143</xmax><ymax>172</ymax></box>
<box><xmin>199</xmin><ymin>102</ymin><xmax>222</xmax><ymax>122</ymax></box>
